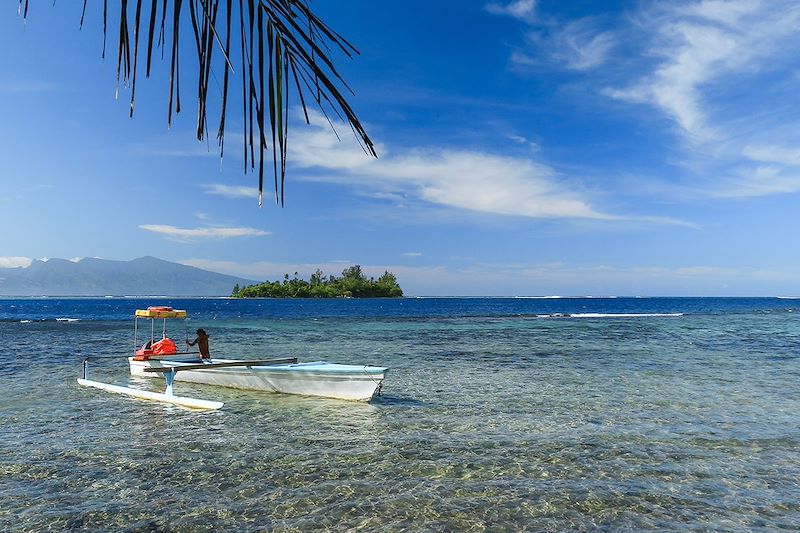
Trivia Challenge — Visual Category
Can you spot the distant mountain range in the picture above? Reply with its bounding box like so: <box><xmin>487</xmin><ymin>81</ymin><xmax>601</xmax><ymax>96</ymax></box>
<box><xmin>0</xmin><ymin>256</ymin><xmax>255</xmax><ymax>296</ymax></box>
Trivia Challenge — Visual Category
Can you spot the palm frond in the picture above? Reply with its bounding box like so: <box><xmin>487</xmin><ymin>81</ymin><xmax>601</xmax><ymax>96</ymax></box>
<box><xmin>20</xmin><ymin>0</ymin><xmax>376</xmax><ymax>207</ymax></box>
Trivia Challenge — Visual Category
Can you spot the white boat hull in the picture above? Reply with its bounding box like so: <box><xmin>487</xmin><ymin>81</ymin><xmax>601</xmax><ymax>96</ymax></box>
<box><xmin>129</xmin><ymin>357</ymin><xmax>387</xmax><ymax>401</ymax></box>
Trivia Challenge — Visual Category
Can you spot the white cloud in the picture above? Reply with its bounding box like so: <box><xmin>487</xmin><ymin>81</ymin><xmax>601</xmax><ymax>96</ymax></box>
<box><xmin>605</xmin><ymin>15</ymin><xmax>749</xmax><ymax>141</ymax></box>
<box><xmin>139</xmin><ymin>224</ymin><xmax>270</xmax><ymax>241</ymax></box>
<box><xmin>508</xmin><ymin>134</ymin><xmax>539</xmax><ymax>151</ymax></box>
<box><xmin>288</xmin><ymin>122</ymin><xmax>387</xmax><ymax>170</ymax></box>
<box><xmin>486</xmin><ymin>0</ymin><xmax>537</xmax><ymax>22</ymax></box>
<box><xmin>288</xmin><ymin>111</ymin><xmax>614</xmax><ymax>220</ymax></box>
<box><xmin>0</xmin><ymin>257</ymin><xmax>32</xmax><ymax>268</ymax></box>
<box><xmin>385</xmin><ymin>151</ymin><xmax>609</xmax><ymax>219</ymax></box>
<box><xmin>720</xmin><ymin>145</ymin><xmax>800</xmax><ymax>196</ymax></box>
<box><xmin>402</xmin><ymin>252</ymin><xmax>423</xmax><ymax>257</ymax></box>
<box><xmin>743</xmin><ymin>145</ymin><xmax>800</xmax><ymax>167</ymax></box>
<box><xmin>686</xmin><ymin>0</ymin><xmax>762</xmax><ymax>27</ymax></box>
<box><xmin>602</xmin><ymin>0</ymin><xmax>800</xmax><ymax>197</ymax></box>
<box><xmin>546</xmin><ymin>19</ymin><xmax>616</xmax><ymax>71</ymax></box>
<box><xmin>716</xmin><ymin>163</ymin><xmax>800</xmax><ymax>198</ymax></box>
<box><xmin>204</xmin><ymin>184</ymin><xmax>261</xmax><ymax>199</ymax></box>
<box><xmin>490</xmin><ymin>3</ymin><xmax>615</xmax><ymax>72</ymax></box>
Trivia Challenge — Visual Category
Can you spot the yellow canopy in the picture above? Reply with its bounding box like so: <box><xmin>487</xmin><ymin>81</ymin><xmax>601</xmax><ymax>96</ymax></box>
<box><xmin>135</xmin><ymin>307</ymin><xmax>187</xmax><ymax>319</ymax></box>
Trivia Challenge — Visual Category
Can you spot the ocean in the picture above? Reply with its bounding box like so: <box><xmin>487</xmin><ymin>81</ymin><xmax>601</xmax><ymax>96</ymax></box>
<box><xmin>1</xmin><ymin>297</ymin><xmax>799</xmax><ymax>531</ymax></box>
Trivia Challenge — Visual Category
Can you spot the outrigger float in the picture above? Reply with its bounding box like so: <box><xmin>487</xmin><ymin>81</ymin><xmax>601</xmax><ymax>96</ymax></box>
<box><xmin>78</xmin><ymin>307</ymin><xmax>388</xmax><ymax>410</ymax></box>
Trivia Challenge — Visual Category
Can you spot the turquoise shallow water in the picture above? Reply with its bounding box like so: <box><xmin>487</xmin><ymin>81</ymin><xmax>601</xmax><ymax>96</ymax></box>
<box><xmin>1</xmin><ymin>298</ymin><xmax>800</xmax><ymax>531</ymax></box>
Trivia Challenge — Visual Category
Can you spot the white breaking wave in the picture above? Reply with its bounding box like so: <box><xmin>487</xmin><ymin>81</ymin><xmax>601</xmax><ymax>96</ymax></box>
<box><xmin>568</xmin><ymin>313</ymin><xmax>683</xmax><ymax>318</ymax></box>
<box><xmin>55</xmin><ymin>318</ymin><xmax>80</xmax><ymax>322</ymax></box>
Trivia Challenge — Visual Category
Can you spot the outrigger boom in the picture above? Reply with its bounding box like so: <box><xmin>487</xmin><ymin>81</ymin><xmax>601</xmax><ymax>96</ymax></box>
<box><xmin>77</xmin><ymin>377</ymin><xmax>224</xmax><ymax>410</ymax></box>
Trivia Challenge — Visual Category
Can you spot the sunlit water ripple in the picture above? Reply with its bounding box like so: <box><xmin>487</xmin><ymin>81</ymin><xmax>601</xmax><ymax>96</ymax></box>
<box><xmin>1</xmin><ymin>298</ymin><xmax>799</xmax><ymax>531</ymax></box>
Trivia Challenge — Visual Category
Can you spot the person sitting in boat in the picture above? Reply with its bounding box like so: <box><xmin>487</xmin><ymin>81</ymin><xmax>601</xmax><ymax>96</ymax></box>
<box><xmin>187</xmin><ymin>328</ymin><xmax>210</xmax><ymax>359</ymax></box>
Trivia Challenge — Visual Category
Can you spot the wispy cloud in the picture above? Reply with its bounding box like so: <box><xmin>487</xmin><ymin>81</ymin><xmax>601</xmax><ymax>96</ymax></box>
<box><xmin>552</xmin><ymin>20</ymin><xmax>616</xmax><ymax>71</ymax></box>
<box><xmin>402</xmin><ymin>252</ymin><xmax>423</xmax><ymax>257</ymax></box>
<box><xmin>603</xmin><ymin>0</ymin><xmax>800</xmax><ymax>197</ymax></box>
<box><xmin>743</xmin><ymin>145</ymin><xmax>800</xmax><ymax>167</ymax></box>
<box><xmin>603</xmin><ymin>1</ymin><xmax>770</xmax><ymax>142</ymax></box>
<box><xmin>488</xmin><ymin>0</ymin><xmax>800</xmax><ymax>200</ymax></box>
<box><xmin>289</xmin><ymin>111</ymin><xmax>615</xmax><ymax>220</ymax></box>
<box><xmin>508</xmin><ymin>134</ymin><xmax>539</xmax><ymax>152</ymax></box>
<box><xmin>512</xmin><ymin>18</ymin><xmax>617</xmax><ymax>71</ymax></box>
<box><xmin>488</xmin><ymin>2</ymin><xmax>615</xmax><ymax>71</ymax></box>
<box><xmin>204</xmin><ymin>184</ymin><xmax>260</xmax><ymax>199</ymax></box>
<box><xmin>0</xmin><ymin>257</ymin><xmax>32</xmax><ymax>269</ymax></box>
<box><xmin>486</xmin><ymin>0</ymin><xmax>537</xmax><ymax>22</ymax></box>
<box><xmin>139</xmin><ymin>224</ymin><xmax>270</xmax><ymax>241</ymax></box>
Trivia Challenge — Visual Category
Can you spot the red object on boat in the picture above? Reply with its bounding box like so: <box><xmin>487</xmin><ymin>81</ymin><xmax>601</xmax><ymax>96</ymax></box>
<box><xmin>152</xmin><ymin>337</ymin><xmax>177</xmax><ymax>355</ymax></box>
<box><xmin>132</xmin><ymin>348</ymin><xmax>153</xmax><ymax>361</ymax></box>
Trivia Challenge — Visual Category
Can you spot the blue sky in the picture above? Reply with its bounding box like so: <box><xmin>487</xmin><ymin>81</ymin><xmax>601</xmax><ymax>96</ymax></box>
<box><xmin>1</xmin><ymin>0</ymin><xmax>800</xmax><ymax>296</ymax></box>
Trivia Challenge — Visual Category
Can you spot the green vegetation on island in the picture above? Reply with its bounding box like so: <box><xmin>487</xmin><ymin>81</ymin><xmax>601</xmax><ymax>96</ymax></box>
<box><xmin>232</xmin><ymin>266</ymin><xmax>403</xmax><ymax>298</ymax></box>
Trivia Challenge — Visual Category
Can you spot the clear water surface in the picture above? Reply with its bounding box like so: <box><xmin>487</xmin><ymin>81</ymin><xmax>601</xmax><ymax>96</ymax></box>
<box><xmin>1</xmin><ymin>297</ymin><xmax>799</xmax><ymax>531</ymax></box>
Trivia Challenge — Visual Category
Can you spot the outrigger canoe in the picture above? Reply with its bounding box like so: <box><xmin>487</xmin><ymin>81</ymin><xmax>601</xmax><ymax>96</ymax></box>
<box><xmin>129</xmin><ymin>356</ymin><xmax>387</xmax><ymax>402</ymax></box>
<box><xmin>78</xmin><ymin>307</ymin><xmax>388</xmax><ymax>409</ymax></box>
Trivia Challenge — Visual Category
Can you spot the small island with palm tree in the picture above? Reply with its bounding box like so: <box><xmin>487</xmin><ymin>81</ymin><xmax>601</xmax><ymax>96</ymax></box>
<box><xmin>232</xmin><ymin>265</ymin><xmax>403</xmax><ymax>298</ymax></box>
